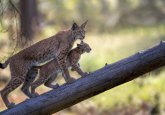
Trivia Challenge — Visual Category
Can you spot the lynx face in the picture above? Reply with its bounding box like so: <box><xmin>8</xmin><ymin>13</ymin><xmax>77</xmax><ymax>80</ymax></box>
<box><xmin>72</xmin><ymin>20</ymin><xmax>88</xmax><ymax>40</ymax></box>
<box><xmin>77</xmin><ymin>41</ymin><xmax>92</xmax><ymax>53</ymax></box>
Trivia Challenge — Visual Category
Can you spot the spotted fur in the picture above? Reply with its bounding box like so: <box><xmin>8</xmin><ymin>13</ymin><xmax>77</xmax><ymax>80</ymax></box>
<box><xmin>0</xmin><ymin>21</ymin><xmax>88</xmax><ymax>108</ymax></box>
<box><xmin>29</xmin><ymin>41</ymin><xmax>91</xmax><ymax>95</ymax></box>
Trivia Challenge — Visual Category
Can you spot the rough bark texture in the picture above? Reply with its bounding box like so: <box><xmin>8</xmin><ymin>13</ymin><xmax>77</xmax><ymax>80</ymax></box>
<box><xmin>20</xmin><ymin>0</ymin><xmax>39</xmax><ymax>46</ymax></box>
<box><xmin>1</xmin><ymin>41</ymin><xmax>165</xmax><ymax>115</ymax></box>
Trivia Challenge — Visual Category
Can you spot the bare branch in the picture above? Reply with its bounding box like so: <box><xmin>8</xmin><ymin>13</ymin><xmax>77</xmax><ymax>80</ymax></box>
<box><xmin>9</xmin><ymin>0</ymin><xmax>21</xmax><ymax>15</ymax></box>
<box><xmin>1</xmin><ymin>41</ymin><xmax>165</xmax><ymax>115</ymax></box>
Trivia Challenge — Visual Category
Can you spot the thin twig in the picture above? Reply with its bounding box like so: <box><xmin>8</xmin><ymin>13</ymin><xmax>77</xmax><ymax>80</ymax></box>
<box><xmin>9</xmin><ymin>0</ymin><xmax>21</xmax><ymax>15</ymax></box>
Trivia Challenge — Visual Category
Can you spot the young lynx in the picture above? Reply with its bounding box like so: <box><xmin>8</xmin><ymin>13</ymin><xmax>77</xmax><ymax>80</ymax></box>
<box><xmin>29</xmin><ymin>41</ymin><xmax>91</xmax><ymax>96</ymax></box>
<box><xmin>0</xmin><ymin>21</ymin><xmax>88</xmax><ymax>108</ymax></box>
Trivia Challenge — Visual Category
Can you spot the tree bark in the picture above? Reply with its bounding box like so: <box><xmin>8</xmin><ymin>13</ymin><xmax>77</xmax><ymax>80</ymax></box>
<box><xmin>1</xmin><ymin>41</ymin><xmax>165</xmax><ymax>115</ymax></box>
<box><xmin>20</xmin><ymin>0</ymin><xmax>38</xmax><ymax>46</ymax></box>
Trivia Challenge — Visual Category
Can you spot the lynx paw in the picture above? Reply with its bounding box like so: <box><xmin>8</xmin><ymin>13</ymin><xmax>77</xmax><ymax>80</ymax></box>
<box><xmin>82</xmin><ymin>72</ymin><xmax>89</xmax><ymax>77</ymax></box>
<box><xmin>67</xmin><ymin>77</ymin><xmax>76</xmax><ymax>83</ymax></box>
<box><xmin>8</xmin><ymin>102</ymin><xmax>16</xmax><ymax>108</ymax></box>
<box><xmin>52</xmin><ymin>84</ymin><xmax>60</xmax><ymax>89</ymax></box>
<box><xmin>31</xmin><ymin>92</ymin><xmax>39</xmax><ymax>98</ymax></box>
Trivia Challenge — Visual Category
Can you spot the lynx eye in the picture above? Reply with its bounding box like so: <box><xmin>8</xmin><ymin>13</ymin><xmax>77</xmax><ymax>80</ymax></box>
<box><xmin>80</xmin><ymin>31</ymin><xmax>85</xmax><ymax>36</ymax></box>
<box><xmin>82</xmin><ymin>30</ymin><xmax>85</xmax><ymax>34</ymax></box>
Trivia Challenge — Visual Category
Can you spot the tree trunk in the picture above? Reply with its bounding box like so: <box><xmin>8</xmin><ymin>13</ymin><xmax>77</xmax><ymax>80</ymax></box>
<box><xmin>1</xmin><ymin>41</ymin><xmax>165</xmax><ymax>115</ymax></box>
<box><xmin>20</xmin><ymin>0</ymin><xmax>38</xmax><ymax>47</ymax></box>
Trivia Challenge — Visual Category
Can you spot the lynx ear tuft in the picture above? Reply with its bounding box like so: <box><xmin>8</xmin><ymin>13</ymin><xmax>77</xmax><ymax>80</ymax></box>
<box><xmin>81</xmin><ymin>20</ymin><xmax>88</xmax><ymax>29</ymax></box>
<box><xmin>72</xmin><ymin>22</ymin><xmax>78</xmax><ymax>30</ymax></box>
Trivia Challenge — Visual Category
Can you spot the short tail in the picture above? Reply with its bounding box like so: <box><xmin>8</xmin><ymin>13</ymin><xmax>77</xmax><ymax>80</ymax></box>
<box><xmin>0</xmin><ymin>58</ymin><xmax>10</xmax><ymax>69</ymax></box>
<box><xmin>0</xmin><ymin>63</ymin><xmax>3</xmax><ymax>68</ymax></box>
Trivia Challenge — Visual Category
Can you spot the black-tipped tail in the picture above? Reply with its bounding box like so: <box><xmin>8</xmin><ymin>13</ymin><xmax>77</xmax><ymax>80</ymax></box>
<box><xmin>0</xmin><ymin>63</ymin><xmax>4</xmax><ymax>69</ymax></box>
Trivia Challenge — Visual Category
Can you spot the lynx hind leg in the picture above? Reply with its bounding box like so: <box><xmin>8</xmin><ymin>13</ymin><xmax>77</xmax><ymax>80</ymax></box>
<box><xmin>44</xmin><ymin>74</ymin><xmax>59</xmax><ymax>89</ymax></box>
<box><xmin>21</xmin><ymin>68</ymin><xmax>38</xmax><ymax>98</ymax></box>
<box><xmin>1</xmin><ymin>77</ymin><xmax>24</xmax><ymax>108</ymax></box>
<box><xmin>31</xmin><ymin>77</ymin><xmax>47</xmax><ymax>97</ymax></box>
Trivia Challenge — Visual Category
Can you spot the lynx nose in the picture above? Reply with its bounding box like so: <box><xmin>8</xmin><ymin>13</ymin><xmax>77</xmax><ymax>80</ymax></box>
<box><xmin>88</xmin><ymin>48</ymin><xmax>92</xmax><ymax>52</ymax></box>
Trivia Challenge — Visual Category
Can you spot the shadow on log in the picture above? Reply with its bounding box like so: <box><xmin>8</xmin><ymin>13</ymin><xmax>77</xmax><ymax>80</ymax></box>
<box><xmin>1</xmin><ymin>41</ymin><xmax>165</xmax><ymax>115</ymax></box>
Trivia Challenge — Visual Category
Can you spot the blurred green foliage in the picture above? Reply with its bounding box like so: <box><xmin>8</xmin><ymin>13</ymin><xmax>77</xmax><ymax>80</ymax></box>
<box><xmin>38</xmin><ymin>0</ymin><xmax>165</xmax><ymax>32</ymax></box>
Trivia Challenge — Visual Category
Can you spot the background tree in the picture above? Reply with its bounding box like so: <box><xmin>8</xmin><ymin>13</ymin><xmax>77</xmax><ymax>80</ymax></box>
<box><xmin>20</xmin><ymin>0</ymin><xmax>39</xmax><ymax>47</ymax></box>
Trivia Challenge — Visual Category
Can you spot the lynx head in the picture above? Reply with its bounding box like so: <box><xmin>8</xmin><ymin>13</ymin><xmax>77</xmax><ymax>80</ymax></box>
<box><xmin>77</xmin><ymin>41</ymin><xmax>91</xmax><ymax>53</ymax></box>
<box><xmin>71</xmin><ymin>20</ymin><xmax>88</xmax><ymax>40</ymax></box>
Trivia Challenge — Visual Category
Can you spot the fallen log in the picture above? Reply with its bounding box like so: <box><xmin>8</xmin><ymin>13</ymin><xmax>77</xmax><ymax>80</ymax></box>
<box><xmin>1</xmin><ymin>41</ymin><xmax>165</xmax><ymax>115</ymax></box>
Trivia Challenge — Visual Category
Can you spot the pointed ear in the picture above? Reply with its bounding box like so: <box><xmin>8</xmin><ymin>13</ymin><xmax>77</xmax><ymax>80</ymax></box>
<box><xmin>72</xmin><ymin>22</ymin><xmax>78</xmax><ymax>30</ymax></box>
<box><xmin>81</xmin><ymin>20</ymin><xmax>88</xmax><ymax>29</ymax></box>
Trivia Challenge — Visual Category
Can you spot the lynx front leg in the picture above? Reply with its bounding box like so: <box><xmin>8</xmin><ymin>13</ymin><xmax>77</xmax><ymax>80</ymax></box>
<box><xmin>56</xmin><ymin>49</ymin><xmax>75</xmax><ymax>83</ymax></box>
<box><xmin>61</xmin><ymin>67</ymin><xmax>75</xmax><ymax>83</ymax></box>
<box><xmin>71</xmin><ymin>64</ymin><xmax>88</xmax><ymax>77</ymax></box>
<box><xmin>44</xmin><ymin>74</ymin><xmax>59</xmax><ymax>89</ymax></box>
<box><xmin>71</xmin><ymin>63</ymin><xmax>80</xmax><ymax>71</ymax></box>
